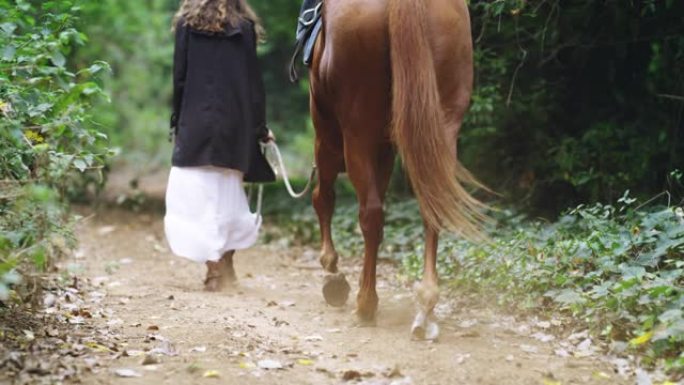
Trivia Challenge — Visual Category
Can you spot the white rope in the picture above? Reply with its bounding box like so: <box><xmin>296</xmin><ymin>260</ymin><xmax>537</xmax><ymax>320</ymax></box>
<box><xmin>249</xmin><ymin>141</ymin><xmax>317</xmax><ymax>222</ymax></box>
<box><xmin>260</xmin><ymin>141</ymin><xmax>317</xmax><ymax>199</ymax></box>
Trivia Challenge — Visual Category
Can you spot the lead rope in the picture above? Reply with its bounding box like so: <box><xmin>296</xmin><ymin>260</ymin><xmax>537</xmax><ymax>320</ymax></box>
<box><xmin>250</xmin><ymin>141</ymin><xmax>318</xmax><ymax>223</ymax></box>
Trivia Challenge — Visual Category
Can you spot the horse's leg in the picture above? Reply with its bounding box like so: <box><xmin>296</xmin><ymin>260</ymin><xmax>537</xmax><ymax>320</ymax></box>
<box><xmin>411</xmin><ymin>115</ymin><xmax>466</xmax><ymax>339</ymax></box>
<box><xmin>345</xmin><ymin>141</ymin><xmax>394</xmax><ymax>323</ymax></box>
<box><xmin>311</xmin><ymin>100</ymin><xmax>351</xmax><ymax>306</ymax></box>
<box><xmin>312</xmin><ymin>117</ymin><xmax>344</xmax><ymax>273</ymax></box>
<box><xmin>411</xmin><ymin>224</ymin><xmax>440</xmax><ymax>340</ymax></box>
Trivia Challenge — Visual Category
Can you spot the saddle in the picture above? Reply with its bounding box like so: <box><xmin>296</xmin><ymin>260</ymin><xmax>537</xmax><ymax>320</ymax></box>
<box><xmin>289</xmin><ymin>0</ymin><xmax>323</xmax><ymax>82</ymax></box>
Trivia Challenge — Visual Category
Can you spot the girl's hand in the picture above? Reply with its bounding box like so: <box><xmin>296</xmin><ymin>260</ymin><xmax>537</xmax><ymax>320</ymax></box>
<box><xmin>261</xmin><ymin>129</ymin><xmax>276</xmax><ymax>143</ymax></box>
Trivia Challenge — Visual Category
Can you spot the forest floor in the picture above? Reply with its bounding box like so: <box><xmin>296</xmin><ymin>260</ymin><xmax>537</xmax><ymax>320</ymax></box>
<box><xmin>3</xmin><ymin>169</ymin><xmax>644</xmax><ymax>385</ymax></box>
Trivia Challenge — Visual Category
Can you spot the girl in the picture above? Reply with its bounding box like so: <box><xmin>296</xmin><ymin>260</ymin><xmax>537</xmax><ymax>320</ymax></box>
<box><xmin>165</xmin><ymin>0</ymin><xmax>275</xmax><ymax>291</ymax></box>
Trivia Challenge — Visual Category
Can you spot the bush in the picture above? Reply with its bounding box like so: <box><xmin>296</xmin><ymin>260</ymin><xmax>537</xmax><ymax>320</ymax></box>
<box><xmin>463</xmin><ymin>0</ymin><xmax>684</xmax><ymax>215</ymax></box>
<box><xmin>0</xmin><ymin>0</ymin><xmax>111</xmax><ymax>301</ymax></box>
<box><xmin>435</xmin><ymin>196</ymin><xmax>684</xmax><ymax>372</ymax></box>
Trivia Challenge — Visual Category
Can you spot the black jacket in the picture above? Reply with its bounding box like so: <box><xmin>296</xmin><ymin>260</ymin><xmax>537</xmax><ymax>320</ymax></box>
<box><xmin>171</xmin><ymin>19</ymin><xmax>275</xmax><ymax>183</ymax></box>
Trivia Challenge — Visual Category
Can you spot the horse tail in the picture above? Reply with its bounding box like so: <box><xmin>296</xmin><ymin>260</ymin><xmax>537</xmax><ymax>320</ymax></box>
<box><xmin>388</xmin><ymin>0</ymin><xmax>489</xmax><ymax>239</ymax></box>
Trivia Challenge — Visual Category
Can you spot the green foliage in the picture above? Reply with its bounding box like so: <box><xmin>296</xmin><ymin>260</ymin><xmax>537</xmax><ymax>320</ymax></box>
<box><xmin>0</xmin><ymin>0</ymin><xmax>110</xmax><ymax>301</ymax></box>
<box><xmin>436</xmin><ymin>197</ymin><xmax>684</xmax><ymax>372</ymax></box>
<box><xmin>76</xmin><ymin>0</ymin><xmax>177</xmax><ymax>165</ymax></box>
<box><xmin>464</xmin><ymin>0</ymin><xmax>684</xmax><ymax>215</ymax></box>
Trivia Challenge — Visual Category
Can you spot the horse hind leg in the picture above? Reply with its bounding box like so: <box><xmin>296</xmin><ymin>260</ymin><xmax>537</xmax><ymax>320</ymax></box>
<box><xmin>313</xmin><ymin>144</ymin><xmax>342</xmax><ymax>274</ymax></box>
<box><xmin>312</xmin><ymin>102</ymin><xmax>351</xmax><ymax>307</ymax></box>
<box><xmin>346</xmin><ymin>141</ymin><xmax>394</xmax><ymax>323</ymax></box>
<box><xmin>411</xmin><ymin>224</ymin><xmax>440</xmax><ymax>340</ymax></box>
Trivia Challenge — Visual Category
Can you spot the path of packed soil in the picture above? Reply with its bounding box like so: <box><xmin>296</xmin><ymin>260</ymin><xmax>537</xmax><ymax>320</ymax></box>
<box><xmin>68</xmin><ymin>203</ymin><xmax>633</xmax><ymax>385</ymax></box>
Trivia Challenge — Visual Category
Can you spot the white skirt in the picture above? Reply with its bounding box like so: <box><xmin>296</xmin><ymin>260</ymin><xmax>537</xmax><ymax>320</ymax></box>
<box><xmin>164</xmin><ymin>166</ymin><xmax>261</xmax><ymax>263</ymax></box>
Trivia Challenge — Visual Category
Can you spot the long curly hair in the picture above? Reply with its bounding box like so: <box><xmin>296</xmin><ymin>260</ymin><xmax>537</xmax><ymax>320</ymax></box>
<box><xmin>174</xmin><ymin>0</ymin><xmax>264</xmax><ymax>39</ymax></box>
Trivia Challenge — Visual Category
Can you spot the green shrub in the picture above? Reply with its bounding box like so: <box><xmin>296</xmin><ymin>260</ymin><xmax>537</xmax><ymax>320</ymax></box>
<box><xmin>0</xmin><ymin>0</ymin><xmax>111</xmax><ymax>301</ymax></box>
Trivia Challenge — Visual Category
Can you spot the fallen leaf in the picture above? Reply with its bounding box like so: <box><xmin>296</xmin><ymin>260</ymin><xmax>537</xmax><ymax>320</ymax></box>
<box><xmin>141</xmin><ymin>354</ymin><xmax>160</xmax><ymax>365</ymax></box>
<box><xmin>635</xmin><ymin>369</ymin><xmax>652</xmax><ymax>385</ymax></box>
<box><xmin>147</xmin><ymin>325</ymin><xmax>159</xmax><ymax>331</ymax></box>
<box><xmin>454</xmin><ymin>330</ymin><xmax>481</xmax><ymax>338</ymax></box>
<box><xmin>383</xmin><ymin>364</ymin><xmax>402</xmax><ymax>378</ymax></box>
<box><xmin>149</xmin><ymin>341</ymin><xmax>178</xmax><ymax>356</ymax></box>
<box><xmin>124</xmin><ymin>349</ymin><xmax>145</xmax><ymax>357</ymax></box>
<box><xmin>342</xmin><ymin>370</ymin><xmax>362</xmax><ymax>381</ymax></box>
<box><xmin>629</xmin><ymin>331</ymin><xmax>653</xmax><ymax>347</ymax></box>
<box><xmin>458</xmin><ymin>319</ymin><xmax>478</xmax><ymax>328</ymax></box>
<box><xmin>574</xmin><ymin>338</ymin><xmax>594</xmax><ymax>357</ymax></box>
<box><xmin>567</xmin><ymin>330</ymin><xmax>588</xmax><ymax>341</ymax></box>
<box><xmin>532</xmin><ymin>332</ymin><xmax>555</xmax><ymax>343</ymax></box>
<box><xmin>69</xmin><ymin>316</ymin><xmax>85</xmax><ymax>325</ymax></box>
<box><xmin>591</xmin><ymin>371</ymin><xmax>610</xmax><ymax>380</ymax></box>
<box><xmin>258</xmin><ymin>359</ymin><xmax>283</xmax><ymax>370</ymax></box>
<box><xmin>107</xmin><ymin>318</ymin><xmax>124</xmax><ymax>326</ymax></box>
<box><xmin>23</xmin><ymin>330</ymin><xmax>35</xmax><ymax>341</ymax></box>
<box><xmin>98</xmin><ymin>226</ymin><xmax>117</xmax><ymax>235</ymax></box>
<box><xmin>542</xmin><ymin>379</ymin><xmax>561</xmax><ymax>385</ymax></box>
<box><xmin>297</xmin><ymin>359</ymin><xmax>314</xmax><ymax>366</ymax></box>
<box><xmin>203</xmin><ymin>370</ymin><xmax>220</xmax><ymax>378</ymax></box>
<box><xmin>239</xmin><ymin>362</ymin><xmax>256</xmax><ymax>369</ymax></box>
<box><xmin>304</xmin><ymin>335</ymin><xmax>324</xmax><ymax>342</ymax></box>
<box><xmin>85</xmin><ymin>341</ymin><xmax>111</xmax><ymax>353</ymax></box>
<box><xmin>454</xmin><ymin>353</ymin><xmax>470</xmax><ymax>365</ymax></box>
<box><xmin>114</xmin><ymin>368</ymin><xmax>141</xmax><ymax>378</ymax></box>
<box><xmin>43</xmin><ymin>293</ymin><xmax>57</xmax><ymax>308</ymax></box>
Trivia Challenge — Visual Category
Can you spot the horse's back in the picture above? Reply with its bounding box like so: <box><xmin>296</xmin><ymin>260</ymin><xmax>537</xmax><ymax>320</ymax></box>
<box><xmin>313</xmin><ymin>0</ymin><xmax>390</xmax><ymax>105</ymax></box>
<box><xmin>313</xmin><ymin>0</ymin><xmax>472</xmax><ymax>120</ymax></box>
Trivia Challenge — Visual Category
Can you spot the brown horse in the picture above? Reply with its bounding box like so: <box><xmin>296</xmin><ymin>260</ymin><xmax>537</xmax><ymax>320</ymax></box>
<box><xmin>309</xmin><ymin>0</ymin><xmax>486</xmax><ymax>339</ymax></box>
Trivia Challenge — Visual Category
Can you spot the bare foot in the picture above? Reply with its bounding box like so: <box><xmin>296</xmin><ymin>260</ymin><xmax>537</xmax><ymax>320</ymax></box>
<box><xmin>204</xmin><ymin>261</ymin><xmax>224</xmax><ymax>292</ymax></box>
<box><xmin>203</xmin><ymin>251</ymin><xmax>237</xmax><ymax>291</ymax></box>
<box><xmin>221</xmin><ymin>251</ymin><xmax>237</xmax><ymax>284</ymax></box>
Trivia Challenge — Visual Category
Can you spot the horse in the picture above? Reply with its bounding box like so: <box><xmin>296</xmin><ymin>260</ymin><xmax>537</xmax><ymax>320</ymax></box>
<box><xmin>308</xmin><ymin>0</ymin><xmax>487</xmax><ymax>339</ymax></box>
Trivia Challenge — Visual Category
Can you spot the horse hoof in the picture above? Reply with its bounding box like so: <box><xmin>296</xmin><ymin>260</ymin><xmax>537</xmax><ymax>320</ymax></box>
<box><xmin>354</xmin><ymin>316</ymin><xmax>377</xmax><ymax>328</ymax></box>
<box><xmin>424</xmin><ymin>319</ymin><xmax>439</xmax><ymax>341</ymax></box>
<box><xmin>411</xmin><ymin>311</ymin><xmax>439</xmax><ymax>341</ymax></box>
<box><xmin>322</xmin><ymin>273</ymin><xmax>350</xmax><ymax>307</ymax></box>
<box><xmin>411</xmin><ymin>311</ymin><xmax>427</xmax><ymax>340</ymax></box>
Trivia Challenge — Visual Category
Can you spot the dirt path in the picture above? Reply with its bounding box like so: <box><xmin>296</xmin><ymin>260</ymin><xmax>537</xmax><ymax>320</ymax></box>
<box><xmin>63</xmin><ymin>206</ymin><xmax>635</xmax><ymax>385</ymax></box>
